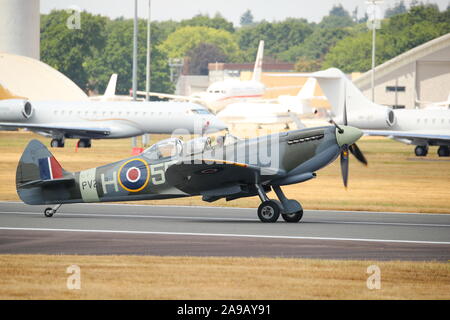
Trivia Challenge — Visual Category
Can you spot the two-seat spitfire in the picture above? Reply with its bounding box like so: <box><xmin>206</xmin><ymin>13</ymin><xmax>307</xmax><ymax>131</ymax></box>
<box><xmin>16</xmin><ymin>124</ymin><xmax>365</xmax><ymax>223</ymax></box>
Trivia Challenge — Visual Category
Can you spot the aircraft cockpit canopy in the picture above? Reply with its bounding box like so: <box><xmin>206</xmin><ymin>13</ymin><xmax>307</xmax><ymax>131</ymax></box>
<box><xmin>188</xmin><ymin>108</ymin><xmax>211</xmax><ymax>115</ymax></box>
<box><xmin>142</xmin><ymin>138</ymin><xmax>183</xmax><ymax>160</ymax></box>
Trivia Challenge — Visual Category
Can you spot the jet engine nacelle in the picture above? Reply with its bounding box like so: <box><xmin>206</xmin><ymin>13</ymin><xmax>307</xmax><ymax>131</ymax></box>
<box><xmin>0</xmin><ymin>99</ymin><xmax>34</xmax><ymax>121</ymax></box>
<box><xmin>347</xmin><ymin>106</ymin><xmax>395</xmax><ymax>129</ymax></box>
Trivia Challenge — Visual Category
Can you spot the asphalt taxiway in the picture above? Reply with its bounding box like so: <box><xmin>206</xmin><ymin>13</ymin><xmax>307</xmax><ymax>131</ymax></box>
<box><xmin>0</xmin><ymin>202</ymin><xmax>449</xmax><ymax>260</ymax></box>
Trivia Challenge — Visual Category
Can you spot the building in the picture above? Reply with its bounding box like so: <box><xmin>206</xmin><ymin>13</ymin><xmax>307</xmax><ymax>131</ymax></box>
<box><xmin>354</xmin><ymin>33</ymin><xmax>450</xmax><ymax>109</ymax></box>
<box><xmin>0</xmin><ymin>0</ymin><xmax>40</xmax><ymax>60</ymax></box>
<box><xmin>0</xmin><ymin>53</ymin><xmax>88</xmax><ymax>101</ymax></box>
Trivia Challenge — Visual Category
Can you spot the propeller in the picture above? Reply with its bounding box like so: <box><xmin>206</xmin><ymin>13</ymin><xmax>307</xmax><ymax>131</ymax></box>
<box><xmin>332</xmin><ymin>82</ymin><xmax>368</xmax><ymax>188</ymax></box>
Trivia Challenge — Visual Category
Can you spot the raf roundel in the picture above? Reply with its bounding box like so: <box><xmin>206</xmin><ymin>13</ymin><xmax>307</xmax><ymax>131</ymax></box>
<box><xmin>118</xmin><ymin>158</ymin><xmax>150</xmax><ymax>192</ymax></box>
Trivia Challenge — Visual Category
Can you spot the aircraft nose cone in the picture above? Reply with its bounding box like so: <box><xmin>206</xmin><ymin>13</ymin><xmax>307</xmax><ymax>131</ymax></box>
<box><xmin>336</xmin><ymin>126</ymin><xmax>363</xmax><ymax>147</ymax></box>
<box><xmin>207</xmin><ymin>117</ymin><xmax>228</xmax><ymax>132</ymax></box>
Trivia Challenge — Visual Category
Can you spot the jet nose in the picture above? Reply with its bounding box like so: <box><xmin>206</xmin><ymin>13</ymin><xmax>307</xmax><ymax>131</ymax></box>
<box><xmin>336</xmin><ymin>125</ymin><xmax>363</xmax><ymax>147</ymax></box>
<box><xmin>205</xmin><ymin>116</ymin><xmax>228</xmax><ymax>133</ymax></box>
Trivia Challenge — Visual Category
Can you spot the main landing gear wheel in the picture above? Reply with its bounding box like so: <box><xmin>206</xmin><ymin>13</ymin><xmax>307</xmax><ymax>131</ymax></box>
<box><xmin>50</xmin><ymin>139</ymin><xmax>64</xmax><ymax>148</ymax></box>
<box><xmin>282</xmin><ymin>210</ymin><xmax>304</xmax><ymax>223</ymax></box>
<box><xmin>77</xmin><ymin>139</ymin><xmax>92</xmax><ymax>148</ymax></box>
<box><xmin>437</xmin><ymin>146</ymin><xmax>450</xmax><ymax>157</ymax></box>
<box><xmin>257</xmin><ymin>200</ymin><xmax>281</xmax><ymax>223</ymax></box>
<box><xmin>414</xmin><ymin>145</ymin><xmax>428</xmax><ymax>157</ymax></box>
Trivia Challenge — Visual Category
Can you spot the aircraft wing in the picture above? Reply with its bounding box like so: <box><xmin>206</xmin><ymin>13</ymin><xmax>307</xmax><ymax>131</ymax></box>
<box><xmin>0</xmin><ymin>122</ymin><xmax>111</xmax><ymax>138</ymax></box>
<box><xmin>165</xmin><ymin>159</ymin><xmax>284</xmax><ymax>197</ymax></box>
<box><xmin>363</xmin><ymin>130</ymin><xmax>450</xmax><ymax>142</ymax></box>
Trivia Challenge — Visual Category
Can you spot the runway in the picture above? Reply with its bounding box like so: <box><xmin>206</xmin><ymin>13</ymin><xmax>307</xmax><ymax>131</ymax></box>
<box><xmin>0</xmin><ymin>201</ymin><xmax>449</xmax><ymax>260</ymax></box>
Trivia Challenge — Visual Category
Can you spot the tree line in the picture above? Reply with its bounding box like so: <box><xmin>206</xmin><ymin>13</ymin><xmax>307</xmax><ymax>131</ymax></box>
<box><xmin>40</xmin><ymin>1</ymin><xmax>450</xmax><ymax>95</ymax></box>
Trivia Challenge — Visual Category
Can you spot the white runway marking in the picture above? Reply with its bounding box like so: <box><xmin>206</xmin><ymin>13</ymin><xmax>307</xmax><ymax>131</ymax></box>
<box><xmin>2</xmin><ymin>211</ymin><xmax>450</xmax><ymax>228</ymax></box>
<box><xmin>1</xmin><ymin>227</ymin><xmax>450</xmax><ymax>245</ymax></box>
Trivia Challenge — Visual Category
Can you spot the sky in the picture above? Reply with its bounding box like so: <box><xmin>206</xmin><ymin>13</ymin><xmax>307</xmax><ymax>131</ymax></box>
<box><xmin>40</xmin><ymin>0</ymin><xmax>449</xmax><ymax>25</ymax></box>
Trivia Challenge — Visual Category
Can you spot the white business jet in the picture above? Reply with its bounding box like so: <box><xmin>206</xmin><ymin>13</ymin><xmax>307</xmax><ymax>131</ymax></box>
<box><xmin>138</xmin><ymin>40</ymin><xmax>267</xmax><ymax>113</ymax></box>
<box><xmin>0</xmin><ymin>84</ymin><xmax>227</xmax><ymax>148</ymax></box>
<box><xmin>279</xmin><ymin>68</ymin><xmax>450</xmax><ymax>157</ymax></box>
<box><xmin>216</xmin><ymin>78</ymin><xmax>321</xmax><ymax>128</ymax></box>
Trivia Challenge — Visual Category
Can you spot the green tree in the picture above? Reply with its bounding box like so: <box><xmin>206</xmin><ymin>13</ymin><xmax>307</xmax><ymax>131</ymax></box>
<box><xmin>329</xmin><ymin>4</ymin><xmax>351</xmax><ymax>17</ymax></box>
<box><xmin>323</xmin><ymin>4</ymin><xmax>450</xmax><ymax>72</ymax></box>
<box><xmin>240</xmin><ymin>9</ymin><xmax>254</xmax><ymax>27</ymax></box>
<box><xmin>237</xmin><ymin>18</ymin><xmax>314</xmax><ymax>61</ymax></box>
<box><xmin>84</xmin><ymin>18</ymin><xmax>173</xmax><ymax>95</ymax></box>
<box><xmin>294</xmin><ymin>58</ymin><xmax>322</xmax><ymax>72</ymax></box>
<box><xmin>40</xmin><ymin>10</ymin><xmax>108</xmax><ymax>91</ymax></box>
<box><xmin>158</xmin><ymin>26</ymin><xmax>239</xmax><ymax>61</ymax></box>
<box><xmin>180</xmin><ymin>13</ymin><xmax>234</xmax><ymax>33</ymax></box>
<box><xmin>385</xmin><ymin>1</ymin><xmax>407</xmax><ymax>18</ymax></box>
<box><xmin>187</xmin><ymin>43</ymin><xmax>228</xmax><ymax>75</ymax></box>
<box><xmin>277</xmin><ymin>5</ymin><xmax>355</xmax><ymax>64</ymax></box>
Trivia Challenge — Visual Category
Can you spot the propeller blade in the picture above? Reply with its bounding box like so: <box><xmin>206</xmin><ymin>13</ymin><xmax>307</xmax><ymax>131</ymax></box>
<box><xmin>349</xmin><ymin>143</ymin><xmax>368</xmax><ymax>166</ymax></box>
<box><xmin>343</xmin><ymin>82</ymin><xmax>348</xmax><ymax>126</ymax></box>
<box><xmin>340</xmin><ymin>146</ymin><xmax>349</xmax><ymax>188</ymax></box>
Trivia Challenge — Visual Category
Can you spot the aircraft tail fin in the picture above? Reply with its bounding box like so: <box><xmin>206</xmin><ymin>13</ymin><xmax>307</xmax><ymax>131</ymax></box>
<box><xmin>103</xmin><ymin>74</ymin><xmax>118</xmax><ymax>98</ymax></box>
<box><xmin>308</xmin><ymin>68</ymin><xmax>380</xmax><ymax>122</ymax></box>
<box><xmin>252</xmin><ymin>40</ymin><xmax>264</xmax><ymax>82</ymax></box>
<box><xmin>297</xmin><ymin>78</ymin><xmax>317</xmax><ymax>100</ymax></box>
<box><xmin>16</xmin><ymin>140</ymin><xmax>73</xmax><ymax>204</ymax></box>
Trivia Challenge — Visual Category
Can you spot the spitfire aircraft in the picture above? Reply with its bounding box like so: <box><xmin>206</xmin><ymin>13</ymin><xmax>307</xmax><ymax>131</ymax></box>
<box><xmin>16</xmin><ymin>124</ymin><xmax>366</xmax><ymax>223</ymax></box>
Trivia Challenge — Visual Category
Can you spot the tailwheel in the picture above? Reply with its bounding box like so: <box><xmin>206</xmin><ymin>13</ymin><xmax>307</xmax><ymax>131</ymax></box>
<box><xmin>257</xmin><ymin>200</ymin><xmax>281</xmax><ymax>223</ymax></box>
<box><xmin>44</xmin><ymin>204</ymin><xmax>62</xmax><ymax>218</ymax></box>
<box><xmin>44</xmin><ymin>208</ymin><xmax>55</xmax><ymax>217</ymax></box>
<box><xmin>282</xmin><ymin>210</ymin><xmax>304</xmax><ymax>223</ymax></box>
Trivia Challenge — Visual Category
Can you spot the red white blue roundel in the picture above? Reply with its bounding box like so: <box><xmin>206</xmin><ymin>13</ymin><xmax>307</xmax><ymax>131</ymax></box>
<box><xmin>118</xmin><ymin>158</ymin><xmax>150</xmax><ymax>192</ymax></box>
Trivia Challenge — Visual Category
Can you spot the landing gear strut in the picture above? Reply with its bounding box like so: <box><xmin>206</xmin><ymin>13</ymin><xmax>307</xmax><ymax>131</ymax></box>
<box><xmin>255</xmin><ymin>184</ymin><xmax>303</xmax><ymax>223</ymax></box>
<box><xmin>44</xmin><ymin>204</ymin><xmax>62</xmax><ymax>217</ymax></box>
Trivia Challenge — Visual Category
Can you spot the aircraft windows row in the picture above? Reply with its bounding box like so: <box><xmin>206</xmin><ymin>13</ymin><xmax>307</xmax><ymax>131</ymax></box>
<box><xmin>287</xmin><ymin>134</ymin><xmax>324</xmax><ymax>145</ymax></box>
<box><xmin>416</xmin><ymin>118</ymin><xmax>450</xmax><ymax>124</ymax></box>
<box><xmin>53</xmin><ymin>110</ymin><xmax>177</xmax><ymax>117</ymax></box>
<box><xmin>386</xmin><ymin>86</ymin><xmax>406</xmax><ymax>92</ymax></box>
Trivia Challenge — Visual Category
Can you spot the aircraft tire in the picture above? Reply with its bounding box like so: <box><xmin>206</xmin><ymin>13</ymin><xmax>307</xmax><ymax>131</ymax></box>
<box><xmin>282</xmin><ymin>210</ymin><xmax>303</xmax><ymax>223</ymax></box>
<box><xmin>78</xmin><ymin>139</ymin><xmax>92</xmax><ymax>148</ymax></box>
<box><xmin>50</xmin><ymin>139</ymin><xmax>64</xmax><ymax>148</ymax></box>
<box><xmin>414</xmin><ymin>146</ymin><xmax>428</xmax><ymax>157</ymax></box>
<box><xmin>44</xmin><ymin>208</ymin><xmax>54</xmax><ymax>218</ymax></box>
<box><xmin>437</xmin><ymin>146</ymin><xmax>450</xmax><ymax>157</ymax></box>
<box><xmin>257</xmin><ymin>200</ymin><xmax>281</xmax><ymax>223</ymax></box>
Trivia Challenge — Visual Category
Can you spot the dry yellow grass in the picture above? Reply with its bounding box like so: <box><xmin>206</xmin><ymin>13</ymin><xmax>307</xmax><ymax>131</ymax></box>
<box><xmin>1</xmin><ymin>129</ymin><xmax>450</xmax><ymax>213</ymax></box>
<box><xmin>0</xmin><ymin>254</ymin><xmax>449</xmax><ymax>300</ymax></box>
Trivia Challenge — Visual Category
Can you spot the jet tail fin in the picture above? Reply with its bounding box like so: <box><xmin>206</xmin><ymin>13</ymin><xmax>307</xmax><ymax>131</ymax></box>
<box><xmin>297</xmin><ymin>78</ymin><xmax>317</xmax><ymax>100</ymax></box>
<box><xmin>103</xmin><ymin>73</ymin><xmax>118</xmax><ymax>98</ymax></box>
<box><xmin>306</xmin><ymin>68</ymin><xmax>384</xmax><ymax>122</ymax></box>
<box><xmin>16</xmin><ymin>140</ymin><xmax>73</xmax><ymax>204</ymax></box>
<box><xmin>252</xmin><ymin>40</ymin><xmax>264</xmax><ymax>82</ymax></box>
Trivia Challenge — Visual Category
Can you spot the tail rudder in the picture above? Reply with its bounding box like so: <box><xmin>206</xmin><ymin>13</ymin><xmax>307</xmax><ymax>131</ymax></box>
<box><xmin>16</xmin><ymin>140</ymin><xmax>70</xmax><ymax>204</ymax></box>
<box><xmin>103</xmin><ymin>73</ymin><xmax>118</xmax><ymax>99</ymax></box>
<box><xmin>252</xmin><ymin>40</ymin><xmax>264</xmax><ymax>82</ymax></box>
<box><xmin>311</xmin><ymin>68</ymin><xmax>382</xmax><ymax>121</ymax></box>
